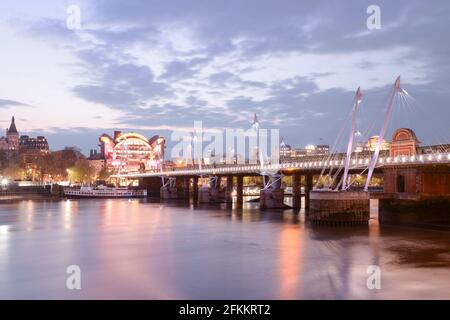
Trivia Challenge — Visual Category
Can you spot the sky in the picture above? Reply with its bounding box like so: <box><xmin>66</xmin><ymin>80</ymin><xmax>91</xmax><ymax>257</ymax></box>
<box><xmin>0</xmin><ymin>0</ymin><xmax>449</xmax><ymax>156</ymax></box>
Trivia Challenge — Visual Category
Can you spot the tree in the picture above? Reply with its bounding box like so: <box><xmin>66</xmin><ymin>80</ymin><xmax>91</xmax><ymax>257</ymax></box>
<box><xmin>0</xmin><ymin>151</ymin><xmax>26</xmax><ymax>180</ymax></box>
<box><xmin>98</xmin><ymin>167</ymin><xmax>111</xmax><ymax>181</ymax></box>
<box><xmin>68</xmin><ymin>159</ymin><xmax>94</xmax><ymax>184</ymax></box>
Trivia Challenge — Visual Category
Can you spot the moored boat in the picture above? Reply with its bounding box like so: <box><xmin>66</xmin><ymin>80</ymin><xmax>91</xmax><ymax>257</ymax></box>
<box><xmin>64</xmin><ymin>185</ymin><xmax>147</xmax><ymax>198</ymax></box>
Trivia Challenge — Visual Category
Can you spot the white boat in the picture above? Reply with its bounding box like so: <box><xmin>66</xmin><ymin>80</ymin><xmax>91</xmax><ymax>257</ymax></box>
<box><xmin>64</xmin><ymin>185</ymin><xmax>147</xmax><ymax>198</ymax></box>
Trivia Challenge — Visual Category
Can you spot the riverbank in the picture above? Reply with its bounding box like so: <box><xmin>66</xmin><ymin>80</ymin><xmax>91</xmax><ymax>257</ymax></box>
<box><xmin>0</xmin><ymin>185</ymin><xmax>64</xmax><ymax>203</ymax></box>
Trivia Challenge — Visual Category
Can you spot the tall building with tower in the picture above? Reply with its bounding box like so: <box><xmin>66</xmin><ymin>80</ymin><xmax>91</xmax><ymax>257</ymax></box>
<box><xmin>0</xmin><ymin>116</ymin><xmax>49</xmax><ymax>153</ymax></box>
<box><xmin>0</xmin><ymin>116</ymin><xmax>20</xmax><ymax>151</ymax></box>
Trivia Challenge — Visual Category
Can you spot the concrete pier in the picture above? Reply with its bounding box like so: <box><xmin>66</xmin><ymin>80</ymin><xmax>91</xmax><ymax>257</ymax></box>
<box><xmin>309</xmin><ymin>191</ymin><xmax>370</xmax><ymax>225</ymax></box>
<box><xmin>183</xmin><ymin>177</ymin><xmax>190</xmax><ymax>200</ymax></box>
<box><xmin>193</xmin><ymin>176</ymin><xmax>199</xmax><ymax>203</ymax></box>
<box><xmin>260</xmin><ymin>188</ymin><xmax>285</xmax><ymax>209</ymax></box>
<box><xmin>292</xmin><ymin>174</ymin><xmax>301</xmax><ymax>209</ymax></box>
<box><xmin>160</xmin><ymin>186</ymin><xmax>178</xmax><ymax>199</ymax></box>
<box><xmin>198</xmin><ymin>186</ymin><xmax>211</xmax><ymax>203</ymax></box>
<box><xmin>139</xmin><ymin>177</ymin><xmax>162</xmax><ymax>197</ymax></box>
<box><xmin>225</xmin><ymin>175</ymin><xmax>233</xmax><ymax>203</ymax></box>
<box><xmin>259</xmin><ymin>174</ymin><xmax>286</xmax><ymax>209</ymax></box>
<box><xmin>236</xmin><ymin>175</ymin><xmax>243</xmax><ymax>208</ymax></box>
<box><xmin>304</xmin><ymin>174</ymin><xmax>313</xmax><ymax>210</ymax></box>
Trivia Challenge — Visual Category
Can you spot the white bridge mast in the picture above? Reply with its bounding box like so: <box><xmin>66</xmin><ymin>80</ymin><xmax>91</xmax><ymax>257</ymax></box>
<box><xmin>364</xmin><ymin>76</ymin><xmax>401</xmax><ymax>191</ymax></box>
<box><xmin>342</xmin><ymin>87</ymin><xmax>363</xmax><ymax>190</ymax></box>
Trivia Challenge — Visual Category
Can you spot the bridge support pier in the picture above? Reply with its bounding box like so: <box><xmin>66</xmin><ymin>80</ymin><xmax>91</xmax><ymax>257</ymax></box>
<box><xmin>183</xmin><ymin>177</ymin><xmax>190</xmax><ymax>200</ymax></box>
<box><xmin>160</xmin><ymin>186</ymin><xmax>178</xmax><ymax>199</ymax></box>
<box><xmin>140</xmin><ymin>177</ymin><xmax>162</xmax><ymax>197</ymax></box>
<box><xmin>292</xmin><ymin>174</ymin><xmax>301</xmax><ymax>209</ymax></box>
<box><xmin>193</xmin><ymin>176</ymin><xmax>199</xmax><ymax>204</ymax></box>
<box><xmin>309</xmin><ymin>191</ymin><xmax>370</xmax><ymax>225</ymax></box>
<box><xmin>225</xmin><ymin>175</ymin><xmax>233</xmax><ymax>203</ymax></box>
<box><xmin>210</xmin><ymin>177</ymin><xmax>224</xmax><ymax>202</ymax></box>
<box><xmin>160</xmin><ymin>177</ymin><xmax>178</xmax><ymax>200</ymax></box>
<box><xmin>304</xmin><ymin>174</ymin><xmax>313</xmax><ymax>210</ymax></box>
<box><xmin>260</xmin><ymin>189</ymin><xmax>285</xmax><ymax>209</ymax></box>
<box><xmin>236</xmin><ymin>175</ymin><xmax>243</xmax><ymax>208</ymax></box>
<box><xmin>198</xmin><ymin>185</ymin><xmax>211</xmax><ymax>203</ymax></box>
<box><xmin>379</xmin><ymin>165</ymin><xmax>450</xmax><ymax>226</ymax></box>
<box><xmin>260</xmin><ymin>174</ymin><xmax>286</xmax><ymax>209</ymax></box>
<box><xmin>197</xmin><ymin>176</ymin><xmax>225</xmax><ymax>203</ymax></box>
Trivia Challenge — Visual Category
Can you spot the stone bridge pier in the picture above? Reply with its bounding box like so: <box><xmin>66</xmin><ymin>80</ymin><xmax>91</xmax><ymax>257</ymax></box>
<box><xmin>291</xmin><ymin>173</ymin><xmax>313</xmax><ymax>210</ymax></box>
<box><xmin>260</xmin><ymin>174</ymin><xmax>285</xmax><ymax>209</ymax></box>
<box><xmin>379</xmin><ymin>164</ymin><xmax>450</xmax><ymax>225</ymax></box>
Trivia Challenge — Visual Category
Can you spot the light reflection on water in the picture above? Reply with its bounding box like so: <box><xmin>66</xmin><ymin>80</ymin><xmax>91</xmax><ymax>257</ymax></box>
<box><xmin>0</xmin><ymin>198</ymin><xmax>449</xmax><ymax>299</ymax></box>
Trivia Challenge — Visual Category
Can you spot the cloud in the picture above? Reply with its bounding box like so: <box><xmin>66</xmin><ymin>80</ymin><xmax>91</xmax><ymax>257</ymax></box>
<box><xmin>0</xmin><ymin>99</ymin><xmax>31</xmax><ymax>108</ymax></box>
<box><xmin>3</xmin><ymin>0</ymin><xmax>449</xmax><ymax>150</ymax></box>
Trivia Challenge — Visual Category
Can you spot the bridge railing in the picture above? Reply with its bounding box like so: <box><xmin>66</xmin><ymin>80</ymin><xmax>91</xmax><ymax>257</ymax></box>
<box><xmin>112</xmin><ymin>152</ymin><xmax>450</xmax><ymax>178</ymax></box>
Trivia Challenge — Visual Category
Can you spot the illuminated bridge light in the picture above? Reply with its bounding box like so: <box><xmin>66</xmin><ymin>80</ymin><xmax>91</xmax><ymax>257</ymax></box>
<box><xmin>410</xmin><ymin>156</ymin><xmax>415</xmax><ymax>162</ymax></box>
<box><xmin>402</xmin><ymin>156</ymin><xmax>406</xmax><ymax>162</ymax></box>
<box><xmin>447</xmin><ymin>154</ymin><xmax>450</xmax><ymax>160</ymax></box>
<box><xmin>438</xmin><ymin>154</ymin><xmax>442</xmax><ymax>161</ymax></box>
<box><xmin>428</xmin><ymin>154</ymin><xmax>433</xmax><ymax>161</ymax></box>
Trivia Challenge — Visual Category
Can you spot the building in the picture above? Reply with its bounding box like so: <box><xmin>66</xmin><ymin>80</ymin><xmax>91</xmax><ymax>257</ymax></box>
<box><xmin>280</xmin><ymin>139</ymin><xmax>292</xmax><ymax>159</ymax></box>
<box><xmin>0</xmin><ymin>116</ymin><xmax>20</xmax><ymax>151</ymax></box>
<box><xmin>0</xmin><ymin>117</ymin><xmax>49</xmax><ymax>154</ymax></box>
<box><xmin>389</xmin><ymin>128</ymin><xmax>419</xmax><ymax>157</ymax></box>
<box><xmin>99</xmin><ymin>131</ymin><xmax>165</xmax><ymax>173</ymax></box>
<box><xmin>279</xmin><ymin>139</ymin><xmax>330</xmax><ymax>162</ymax></box>
<box><xmin>316</xmin><ymin>144</ymin><xmax>330</xmax><ymax>155</ymax></box>
<box><xmin>365</xmin><ymin>135</ymin><xmax>390</xmax><ymax>152</ymax></box>
<box><xmin>19</xmin><ymin>135</ymin><xmax>49</xmax><ymax>154</ymax></box>
<box><xmin>86</xmin><ymin>149</ymin><xmax>105</xmax><ymax>177</ymax></box>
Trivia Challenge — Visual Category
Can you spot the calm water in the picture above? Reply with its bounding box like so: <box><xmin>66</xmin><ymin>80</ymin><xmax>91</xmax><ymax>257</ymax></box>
<box><xmin>0</xmin><ymin>198</ymin><xmax>449</xmax><ymax>299</ymax></box>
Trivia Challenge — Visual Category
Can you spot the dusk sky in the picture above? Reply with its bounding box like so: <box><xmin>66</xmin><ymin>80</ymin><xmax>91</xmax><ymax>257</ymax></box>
<box><xmin>0</xmin><ymin>0</ymin><xmax>449</xmax><ymax>155</ymax></box>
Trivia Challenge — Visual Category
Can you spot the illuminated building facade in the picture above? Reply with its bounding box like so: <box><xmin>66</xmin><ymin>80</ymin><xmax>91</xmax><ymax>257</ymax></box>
<box><xmin>279</xmin><ymin>139</ymin><xmax>330</xmax><ymax>162</ymax></box>
<box><xmin>99</xmin><ymin>131</ymin><xmax>165</xmax><ymax>173</ymax></box>
<box><xmin>365</xmin><ymin>135</ymin><xmax>390</xmax><ymax>152</ymax></box>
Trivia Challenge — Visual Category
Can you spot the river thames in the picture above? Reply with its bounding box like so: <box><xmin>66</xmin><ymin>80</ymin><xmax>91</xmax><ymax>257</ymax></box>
<box><xmin>0</xmin><ymin>198</ymin><xmax>449</xmax><ymax>299</ymax></box>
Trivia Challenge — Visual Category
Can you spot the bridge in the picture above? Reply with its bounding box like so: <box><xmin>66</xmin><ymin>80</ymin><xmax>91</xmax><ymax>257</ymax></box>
<box><xmin>112</xmin><ymin>77</ymin><xmax>450</xmax><ymax>225</ymax></box>
<box><xmin>115</xmin><ymin>152</ymin><xmax>450</xmax><ymax>178</ymax></box>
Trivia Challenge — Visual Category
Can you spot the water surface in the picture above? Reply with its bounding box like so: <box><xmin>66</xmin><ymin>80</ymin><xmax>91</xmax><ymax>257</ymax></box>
<box><xmin>0</xmin><ymin>199</ymin><xmax>449</xmax><ymax>299</ymax></box>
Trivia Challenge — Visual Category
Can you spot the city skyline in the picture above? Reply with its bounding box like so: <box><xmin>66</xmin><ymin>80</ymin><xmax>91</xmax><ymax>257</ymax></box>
<box><xmin>1</xmin><ymin>0</ymin><xmax>449</xmax><ymax>154</ymax></box>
